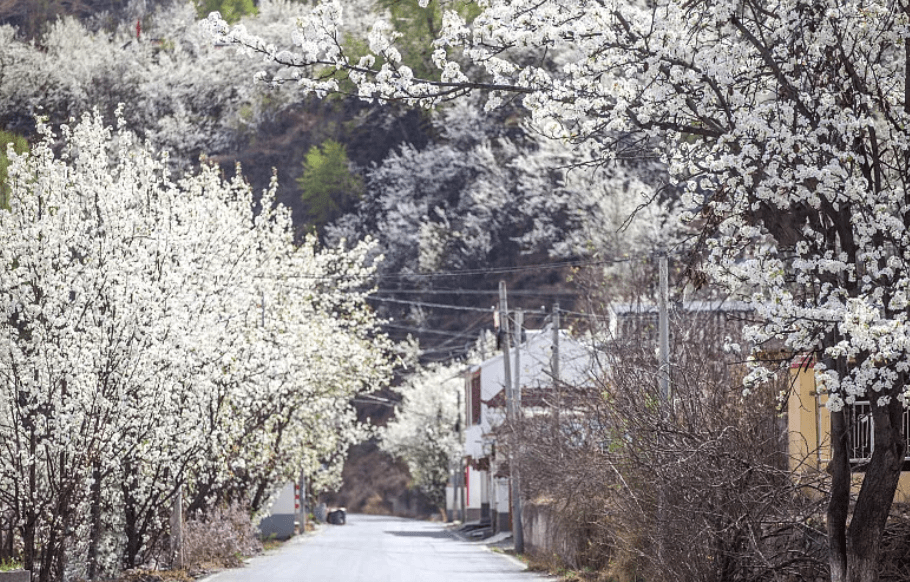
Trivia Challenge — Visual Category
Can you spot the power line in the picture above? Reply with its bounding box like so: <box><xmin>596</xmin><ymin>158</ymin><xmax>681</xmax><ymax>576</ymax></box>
<box><xmin>374</xmin><ymin>287</ymin><xmax>579</xmax><ymax>297</ymax></box>
<box><xmin>560</xmin><ymin>309</ymin><xmax>612</xmax><ymax>320</ymax></box>
<box><xmin>370</xmin><ymin>295</ymin><xmax>549</xmax><ymax>315</ymax></box>
<box><xmin>383</xmin><ymin>324</ymin><xmax>482</xmax><ymax>339</ymax></box>
<box><xmin>277</xmin><ymin>250</ymin><xmax>678</xmax><ymax>285</ymax></box>
<box><xmin>374</xmin><ymin>256</ymin><xmax>639</xmax><ymax>280</ymax></box>
<box><xmin>417</xmin><ymin>346</ymin><xmax>473</xmax><ymax>356</ymax></box>
<box><xmin>369</xmin><ymin>296</ymin><xmax>495</xmax><ymax>313</ymax></box>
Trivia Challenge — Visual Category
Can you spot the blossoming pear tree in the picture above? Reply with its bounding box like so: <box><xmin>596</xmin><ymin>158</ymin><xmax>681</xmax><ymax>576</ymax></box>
<box><xmin>204</xmin><ymin>0</ymin><xmax>910</xmax><ymax>580</ymax></box>
<box><xmin>0</xmin><ymin>1</ymin><xmax>317</xmax><ymax>167</ymax></box>
<box><xmin>327</xmin><ymin>97</ymin><xmax>672</xmax><ymax>281</ymax></box>
<box><xmin>381</xmin><ymin>357</ymin><xmax>468</xmax><ymax>510</ymax></box>
<box><xmin>0</xmin><ymin>111</ymin><xmax>392</xmax><ymax>581</ymax></box>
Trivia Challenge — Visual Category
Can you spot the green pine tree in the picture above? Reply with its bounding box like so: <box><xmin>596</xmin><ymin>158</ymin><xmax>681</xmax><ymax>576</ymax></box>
<box><xmin>297</xmin><ymin>140</ymin><xmax>363</xmax><ymax>231</ymax></box>
<box><xmin>195</xmin><ymin>0</ymin><xmax>257</xmax><ymax>23</ymax></box>
<box><xmin>0</xmin><ymin>131</ymin><xmax>28</xmax><ymax>210</ymax></box>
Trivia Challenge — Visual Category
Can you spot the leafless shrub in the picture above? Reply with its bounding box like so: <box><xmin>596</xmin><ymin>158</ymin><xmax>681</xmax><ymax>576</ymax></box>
<box><xmin>182</xmin><ymin>504</ymin><xmax>261</xmax><ymax>572</ymax></box>
<box><xmin>515</xmin><ymin>308</ymin><xmax>828</xmax><ymax>582</ymax></box>
<box><xmin>114</xmin><ymin>569</ymin><xmax>194</xmax><ymax>582</ymax></box>
<box><xmin>878</xmin><ymin>512</ymin><xmax>910</xmax><ymax>582</ymax></box>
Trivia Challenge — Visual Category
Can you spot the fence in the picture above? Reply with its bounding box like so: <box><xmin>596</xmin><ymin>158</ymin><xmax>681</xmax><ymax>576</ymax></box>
<box><xmin>848</xmin><ymin>401</ymin><xmax>910</xmax><ymax>463</ymax></box>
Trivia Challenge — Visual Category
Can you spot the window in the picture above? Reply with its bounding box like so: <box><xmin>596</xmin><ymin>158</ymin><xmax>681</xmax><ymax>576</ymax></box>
<box><xmin>847</xmin><ymin>401</ymin><xmax>910</xmax><ymax>467</ymax></box>
<box><xmin>471</xmin><ymin>371</ymin><xmax>480</xmax><ymax>424</ymax></box>
<box><xmin>470</xmin><ymin>371</ymin><xmax>481</xmax><ymax>425</ymax></box>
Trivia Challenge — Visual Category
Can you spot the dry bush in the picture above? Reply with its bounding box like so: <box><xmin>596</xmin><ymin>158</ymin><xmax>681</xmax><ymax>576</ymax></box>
<box><xmin>515</xmin><ymin>308</ymin><xmax>829</xmax><ymax>582</ymax></box>
<box><xmin>115</xmin><ymin>569</ymin><xmax>194</xmax><ymax>582</ymax></box>
<box><xmin>182</xmin><ymin>503</ymin><xmax>262</xmax><ymax>572</ymax></box>
<box><xmin>878</xmin><ymin>511</ymin><xmax>910</xmax><ymax>582</ymax></box>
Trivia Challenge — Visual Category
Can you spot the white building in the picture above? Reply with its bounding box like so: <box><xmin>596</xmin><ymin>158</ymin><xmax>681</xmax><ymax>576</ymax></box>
<box><xmin>452</xmin><ymin>327</ymin><xmax>595</xmax><ymax>530</ymax></box>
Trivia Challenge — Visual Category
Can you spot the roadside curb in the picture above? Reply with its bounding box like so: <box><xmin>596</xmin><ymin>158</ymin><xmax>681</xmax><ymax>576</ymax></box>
<box><xmin>494</xmin><ymin>549</ymin><xmax>529</xmax><ymax>571</ymax></box>
<box><xmin>447</xmin><ymin>526</ymin><xmax>526</xmax><ymax>570</ymax></box>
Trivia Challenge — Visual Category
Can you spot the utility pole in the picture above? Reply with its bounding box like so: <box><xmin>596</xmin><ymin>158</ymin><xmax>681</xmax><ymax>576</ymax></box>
<box><xmin>455</xmin><ymin>389</ymin><xmax>465</xmax><ymax>523</ymax></box>
<box><xmin>657</xmin><ymin>253</ymin><xmax>670</xmax><ymax>564</ymax></box>
<box><xmin>552</xmin><ymin>303</ymin><xmax>561</xmax><ymax>443</ymax></box>
<box><xmin>552</xmin><ymin>303</ymin><xmax>560</xmax><ymax>385</ymax></box>
<box><xmin>499</xmin><ymin>281</ymin><xmax>523</xmax><ymax>553</ymax></box>
<box><xmin>514</xmin><ymin>309</ymin><xmax>523</xmax><ymax>405</ymax></box>
<box><xmin>658</xmin><ymin>254</ymin><xmax>670</xmax><ymax>405</ymax></box>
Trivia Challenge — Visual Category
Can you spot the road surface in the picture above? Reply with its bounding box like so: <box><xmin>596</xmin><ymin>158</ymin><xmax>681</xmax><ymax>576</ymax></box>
<box><xmin>204</xmin><ymin>514</ymin><xmax>549</xmax><ymax>582</ymax></box>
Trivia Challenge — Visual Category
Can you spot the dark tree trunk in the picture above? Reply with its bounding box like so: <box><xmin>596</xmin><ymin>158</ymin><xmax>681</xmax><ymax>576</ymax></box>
<box><xmin>86</xmin><ymin>463</ymin><xmax>103</xmax><ymax>580</ymax></box>
<box><xmin>828</xmin><ymin>407</ymin><xmax>850</xmax><ymax>582</ymax></box>
<box><xmin>122</xmin><ymin>460</ymin><xmax>142</xmax><ymax>569</ymax></box>
<box><xmin>845</xmin><ymin>396</ymin><xmax>905</xmax><ymax>582</ymax></box>
<box><xmin>21</xmin><ymin>429</ymin><xmax>37</xmax><ymax>576</ymax></box>
<box><xmin>20</xmin><ymin>516</ymin><xmax>35</xmax><ymax>576</ymax></box>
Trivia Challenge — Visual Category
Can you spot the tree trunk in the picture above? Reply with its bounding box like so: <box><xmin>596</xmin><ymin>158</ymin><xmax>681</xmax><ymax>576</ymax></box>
<box><xmin>828</xmin><ymin>407</ymin><xmax>850</xmax><ymax>582</ymax></box>
<box><xmin>20</xmin><ymin>517</ymin><xmax>35</xmax><ymax>577</ymax></box>
<box><xmin>21</xmin><ymin>429</ymin><xmax>37</xmax><ymax>576</ymax></box>
<box><xmin>122</xmin><ymin>460</ymin><xmax>141</xmax><ymax>569</ymax></box>
<box><xmin>40</xmin><ymin>516</ymin><xmax>62</xmax><ymax>582</ymax></box>
<box><xmin>844</xmin><ymin>397</ymin><xmax>905</xmax><ymax>582</ymax></box>
<box><xmin>87</xmin><ymin>463</ymin><xmax>103</xmax><ymax>580</ymax></box>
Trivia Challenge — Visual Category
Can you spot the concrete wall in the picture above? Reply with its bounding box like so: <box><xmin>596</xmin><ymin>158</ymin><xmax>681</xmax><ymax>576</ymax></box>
<box><xmin>259</xmin><ymin>482</ymin><xmax>297</xmax><ymax>539</ymax></box>
<box><xmin>523</xmin><ymin>501</ymin><xmax>581</xmax><ymax>568</ymax></box>
<box><xmin>466</xmin><ymin>466</ymin><xmax>485</xmax><ymax>514</ymax></box>
<box><xmin>258</xmin><ymin>514</ymin><xmax>295</xmax><ymax>540</ymax></box>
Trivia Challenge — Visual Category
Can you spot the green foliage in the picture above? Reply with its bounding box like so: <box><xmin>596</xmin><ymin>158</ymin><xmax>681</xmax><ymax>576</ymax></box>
<box><xmin>342</xmin><ymin>0</ymin><xmax>481</xmax><ymax>83</ymax></box>
<box><xmin>0</xmin><ymin>558</ymin><xmax>23</xmax><ymax>572</ymax></box>
<box><xmin>195</xmin><ymin>0</ymin><xmax>257</xmax><ymax>23</ymax></box>
<box><xmin>0</xmin><ymin>130</ymin><xmax>28</xmax><ymax>210</ymax></box>
<box><xmin>297</xmin><ymin>139</ymin><xmax>363</xmax><ymax>231</ymax></box>
<box><xmin>380</xmin><ymin>0</ymin><xmax>443</xmax><ymax>78</ymax></box>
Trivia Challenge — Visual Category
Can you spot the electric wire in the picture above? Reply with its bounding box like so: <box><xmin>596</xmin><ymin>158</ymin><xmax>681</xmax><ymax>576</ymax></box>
<box><xmin>373</xmin><ymin>287</ymin><xmax>579</xmax><ymax>297</ymax></box>
<box><xmin>369</xmin><ymin>296</ymin><xmax>550</xmax><ymax>315</ymax></box>
<box><xmin>279</xmin><ymin>250</ymin><xmax>678</xmax><ymax>283</ymax></box>
<box><xmin>383</xmin><ymin>323</ymin><xmax>484</xmax><ymax>339</ymax></box>
<box><xmin>368</xmin><ymin>296</ymin><xmax>496</xmax><ymax>313</ymax></box>
<box><xmin>279</xmin><ymin>252</ymin><xmax>688</xmax><ymax>358</ymax></box>
<box><xmin>373</xmin><ymin>255</ymin><xmax>636</xmax><ymax>279</ymax></box>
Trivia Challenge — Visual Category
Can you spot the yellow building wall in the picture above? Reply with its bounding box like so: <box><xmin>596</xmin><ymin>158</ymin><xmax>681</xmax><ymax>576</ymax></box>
<box><xmin>788</xmin><ymin>361</ymin><xmax>910</xmax><ymax>501</ymax></box>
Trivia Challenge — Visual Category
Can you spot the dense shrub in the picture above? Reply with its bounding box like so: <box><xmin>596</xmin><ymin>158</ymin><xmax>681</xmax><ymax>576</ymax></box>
<box><xmin>183</xmin><ymin>504</ymin><xmax>262</xmax><ymax>572</ymax></box>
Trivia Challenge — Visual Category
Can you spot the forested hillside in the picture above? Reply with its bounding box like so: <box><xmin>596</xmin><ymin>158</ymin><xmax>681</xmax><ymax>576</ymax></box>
<box><xmin>0</xmin><ymin>0</ymin><xmax>681</xmax><ymax>362</ymax></box>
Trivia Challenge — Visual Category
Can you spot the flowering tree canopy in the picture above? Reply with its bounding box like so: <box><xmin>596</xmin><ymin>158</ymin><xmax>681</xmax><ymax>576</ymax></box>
<box><xmin>327</xmin><ymin>97</ymin><xmax>672</xmax><ymax>279</ymax></box>
<box><xmin>0</xmin><ymin>1</ymin><xmax>315</xmax><ymax>166</ymax></box>
<box><xmin>381</xmin><ymin>357</ymin><xmax>468</xmax><ymax>509</ymax></box>
<box><xmin>0</xmin><ymin>110</ymin><xmax>392</xmax><ymax>580</ymax></box>
<box><xmin>203</xmin><ymin>1</ymin><xmax>910</xmax><ymax>580</ymax></box>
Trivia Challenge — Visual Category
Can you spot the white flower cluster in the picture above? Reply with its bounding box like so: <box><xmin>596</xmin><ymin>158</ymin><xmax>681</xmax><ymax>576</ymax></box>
<box><xmin>380</xmin><ymin>342</ymin><xmax>490</xmax><ymax>506</ymax></box>
<box><xmin>0</xmin><ymin>111</ymin><xmax>392</xmax><ymax>577</ymax></box>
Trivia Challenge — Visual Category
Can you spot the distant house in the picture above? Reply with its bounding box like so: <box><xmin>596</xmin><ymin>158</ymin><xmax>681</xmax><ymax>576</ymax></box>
<box><xmin>787</xmin><ymin>357</ymin><xmax>910</xmax><ymax>501</ymax></box>
<box><xmin>450</xmin><ymin>327</ymin><xmax>595</xmax><ymax>531</ymax></box>
<box><xmin>610</xmin><ymin>299</ymin><xmax>910</xmax><ymax>501</ymax></box>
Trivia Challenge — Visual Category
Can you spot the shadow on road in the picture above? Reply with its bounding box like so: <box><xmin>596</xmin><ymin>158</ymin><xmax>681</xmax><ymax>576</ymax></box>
<box><xmin>384</xmin><ymin>530</ymin><xmax>455</xmax><ymax>539</ymax></box>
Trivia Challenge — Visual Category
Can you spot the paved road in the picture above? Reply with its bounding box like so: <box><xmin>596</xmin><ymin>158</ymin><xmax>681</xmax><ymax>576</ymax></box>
<box><xmin>204</xmin><ymin>514</ymin><xmax>548</xmax><ymax>582</ymax></box>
